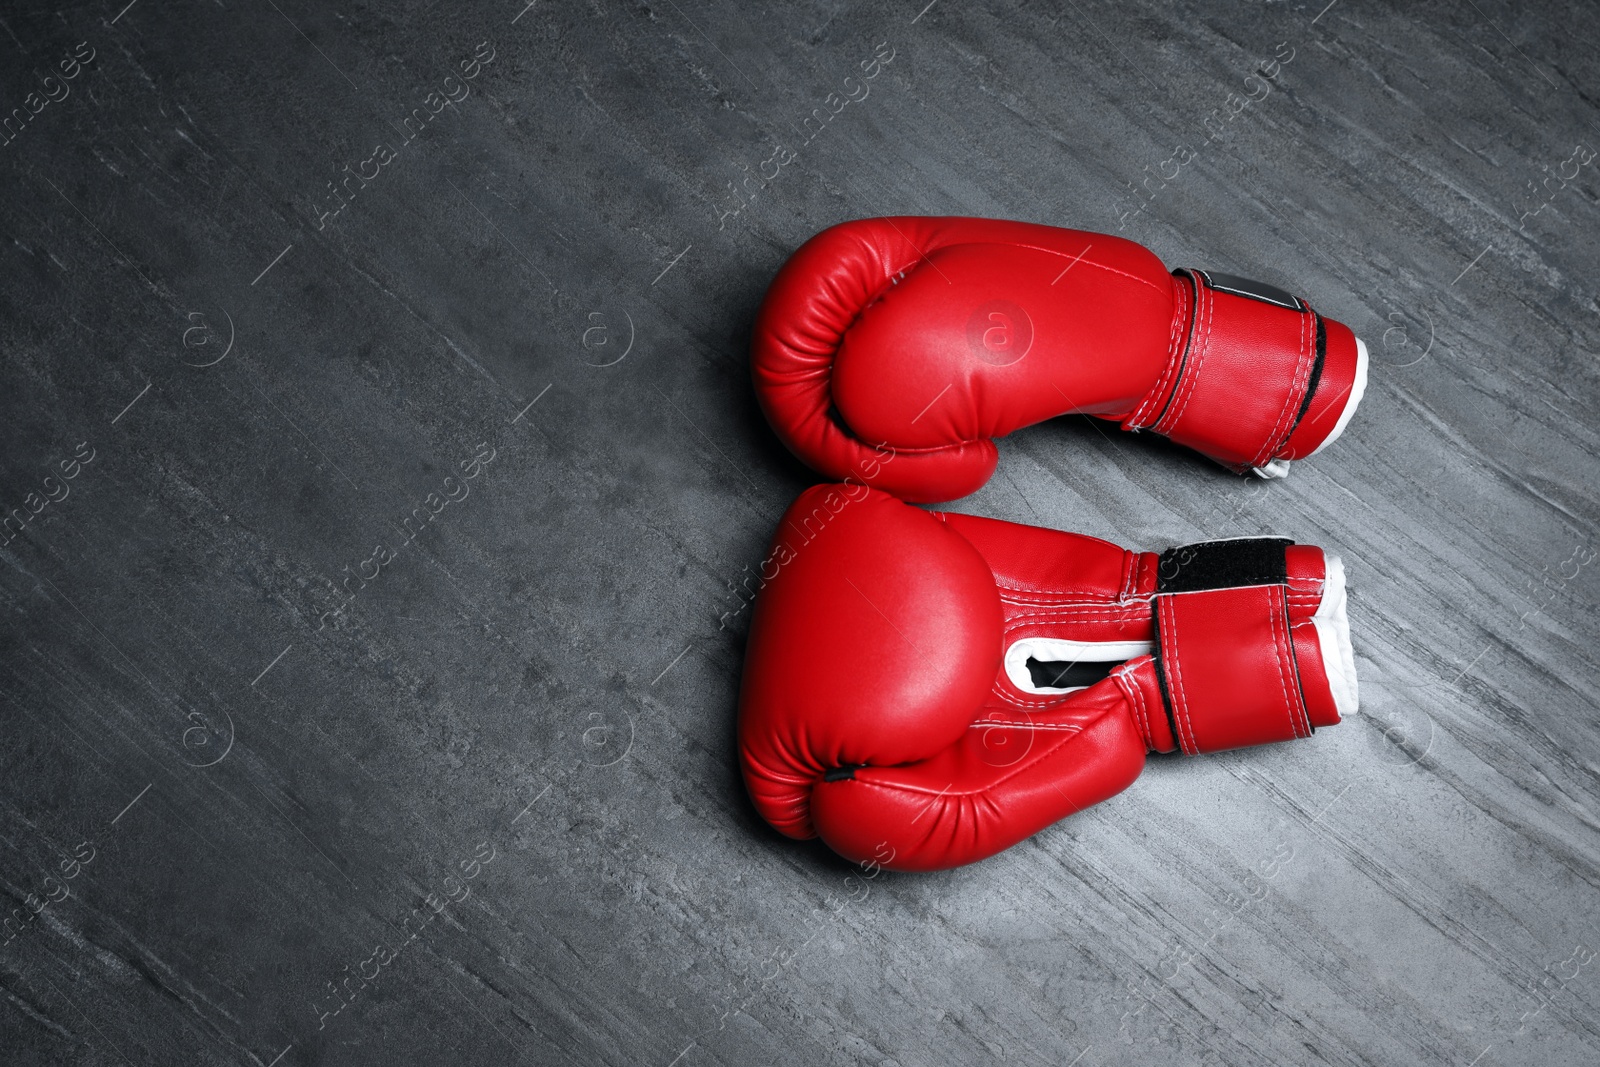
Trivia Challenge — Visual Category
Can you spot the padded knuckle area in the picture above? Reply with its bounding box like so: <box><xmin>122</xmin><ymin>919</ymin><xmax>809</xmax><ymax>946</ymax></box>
<box><xmin>751</xmin><ymin>217</ymin><xmax>1177</xmax><ymax>501</ymax></box>
<box><xmin>809</xmin><ymin>702</ymin><xmax>1145</xmax><ymax>871</ymax></box>
<box><xmin>737</xmin><ymin>485</ymin><xmax>1003</xmax><ymax>838</ymax></box>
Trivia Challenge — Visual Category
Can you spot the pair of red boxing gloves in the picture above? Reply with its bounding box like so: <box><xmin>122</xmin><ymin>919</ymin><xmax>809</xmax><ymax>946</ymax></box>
<box><xmin>737</xmin><ymin>217</ymin><xmax>1367</xmax><ymax>872</ymax></box>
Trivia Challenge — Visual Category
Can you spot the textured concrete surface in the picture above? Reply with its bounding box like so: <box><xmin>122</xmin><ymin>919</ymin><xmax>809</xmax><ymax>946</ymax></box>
<box><xmin>2</xmin><ymin>2</ymin><xmax>1598</xmax><ymax>1065</ymax></box>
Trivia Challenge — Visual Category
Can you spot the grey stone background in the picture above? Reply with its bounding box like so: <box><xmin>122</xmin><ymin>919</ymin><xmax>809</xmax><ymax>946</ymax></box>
<box><xmin>1</xmin><ymin>1</ymin><xmax>1596</xmax><ymax>1065</ymax></box>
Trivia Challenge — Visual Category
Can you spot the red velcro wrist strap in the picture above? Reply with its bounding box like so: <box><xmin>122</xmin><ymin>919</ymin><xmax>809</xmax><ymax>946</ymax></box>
<box><xmin>1146</xmin><ymin>270</ymin><xmax>1323</xmax><ymax>473</ymax></box>
<box><xmin>1153</xmin><ymin>584</ymin><xmax>1313</xmax><ymax>754</ymax></box>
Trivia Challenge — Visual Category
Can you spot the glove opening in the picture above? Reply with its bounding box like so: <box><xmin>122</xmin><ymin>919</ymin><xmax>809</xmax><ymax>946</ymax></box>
<box><xmin>1005</xmin><ymin>637</ymin><xmax>1154</xmax><ymax>695</ymax></box>
<box><xmin>1024</xmin><ymin>656</ymin><xmax>1119</xmax><ymax>691</ymax></box>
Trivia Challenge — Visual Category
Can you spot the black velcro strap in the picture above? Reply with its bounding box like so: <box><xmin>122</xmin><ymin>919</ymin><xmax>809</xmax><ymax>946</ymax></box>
<box><xmin>1156</xmin><ymin>537</ymin><xmax>1292</xmax><ymax>593</ymax></box>
<box><xmin>1196</xmin><ymin>270</ymin><xmax>1303</xmax><ymax>311</ymax></box>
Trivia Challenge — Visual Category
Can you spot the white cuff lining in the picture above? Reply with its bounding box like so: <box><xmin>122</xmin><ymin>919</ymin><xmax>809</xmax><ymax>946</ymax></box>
<box><xmin>1310</xmin><ymin>553</ymin><xmax>1360</xmax><ymax>717</ymax></box>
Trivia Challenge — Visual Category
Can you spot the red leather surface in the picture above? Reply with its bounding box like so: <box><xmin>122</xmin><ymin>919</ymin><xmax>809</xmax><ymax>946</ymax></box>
<box><xmin>1114</xmin><ymin>658</ymin><xmax>1178</xmax><ymax>754</ymax></box>
<box><xmin>751</xmin><ymin>217</ymin><xmax>1362</xmax><ymax>500</ymax></box>
<box><xmin>832</xmin><ymin>241</ymin><xmax>1171</xmax><ymax>447</ymax></box>
<box><xmin>738</xmin><ymin>485</ymin><xmax>1348</xmax><ymax>871</ymax></box>
<box><xmin>810</xmin><ymin>685</ymin><xmax>1146</xmax><ymax>872</ymax></box>
<box><xmin>1283</xmin><ymin>544</ymin><xmax>1340</xmax><ymax>728</ymax></box>
<box><xmin>937</xmin><ymin>510</ymin><xmax>1153</xmax><ymax>649</ymax></box>
<box><xmin>736</xmin><ymin>485</ymin><xmax>1003</xmax><ymax>841</ymax></box>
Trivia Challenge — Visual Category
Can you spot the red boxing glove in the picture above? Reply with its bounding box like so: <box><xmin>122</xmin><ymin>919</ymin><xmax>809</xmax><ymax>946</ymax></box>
<box><xmin>737</xmin><ymin>485</ymin><xmax>1359</xmax><ymax>872</ymax></box>
<box><xmin>752</xmin><ymin>217</ymin><xmax>1369</xmax><ymax>502</ymax></box>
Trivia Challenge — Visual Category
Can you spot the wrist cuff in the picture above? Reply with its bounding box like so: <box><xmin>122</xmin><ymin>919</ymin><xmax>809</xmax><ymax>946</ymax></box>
<box><xmin>1128</xmin><ymin>270</ymin><xmax>1363</xmax><ymax>475</ymax></box>
<box><xmin>1138</xmin><ymin>537</ymin><xmax>1338</xmax><ymax>755</ymax></box>
<box><xmin>1153</xmin><ymin>583</ymin><xmax>1313</xmax><ymax>754</ymax></box>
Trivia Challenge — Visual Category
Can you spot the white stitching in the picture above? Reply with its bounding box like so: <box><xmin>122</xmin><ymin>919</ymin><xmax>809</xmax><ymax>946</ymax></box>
<box><xmin>1157</xmin><ymin>278</ymin><xmax>1215</xmax><ymax>434</ymax></box>
<box><xmin>1160</xmin><ymin>597</ymin><xmax>1198</xmax><ymax>755</ymax></box>
<box><xmin>969</xmin><ymin>719</ymin><xmax>1083</xmax><ymax>732</ymax></box>
<box><xmin>1132</xmin><ymin>275</ymin><xmax>1192</xmax><ymax>428</ymax></box>
<box><xmin>1253</xmin><ymin>303</ymin><xmax>1315</xmax><ymax>468</ymax></box>
<box><xmin>1118</xmin><ymin>666</ymin><xmax>1152</xmax><ymax>749</ymax></box>
<box><xmin>1264</xmin><ymin>586</ymin><xmax>1306</xmax><ymax>739</ymax></box>
<box><xmin>829</xmin><ymin>710</ymin><xmax>1107</xmax><ymax>799</ymax></box>
<box><xmin>1284</xmin><ymin>586</ymin><xmax>1311</xmax><ymax>737</ymax></box>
